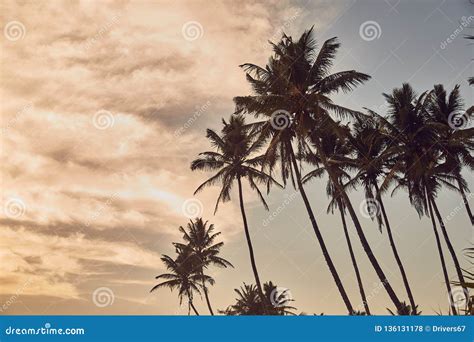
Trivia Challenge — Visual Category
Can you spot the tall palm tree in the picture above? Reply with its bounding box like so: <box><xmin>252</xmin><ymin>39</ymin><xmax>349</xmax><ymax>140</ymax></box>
<box><xmin>191</xmin><ymin>115</ymin><xmax>280</xmax><ymax>308</ymax></box>
<box><xmin>151</xmin><ymin>250</ymin><xmax>212</xmax><ymax>315</ymax></box>
<box><xmin>174</xmin><ymin>218</ymin><xmax>233</xmax><ymax>315</ymax></box>
<box><xmin>428</xmin><ymin>84</ymin><xmax>474</xmax><ymax>225</ymax></box>
<box><xmin>234</xmin><ymin>27</ymin><xmax>372</xmax><ymax>313</ymax></box>
<box><xmin>378</xmin><ymin>83</ymin><xmax>469</xmax><ymax>313</ymax></box>
<box><xmin>348</xmin><ymin>116</ymin><xmax>418</xmax><ymax>312</ymax></box>
<box><xmin>301</xmin><ymin>126</ymin><xmax>371</xmax><ymax>315</ymax></box>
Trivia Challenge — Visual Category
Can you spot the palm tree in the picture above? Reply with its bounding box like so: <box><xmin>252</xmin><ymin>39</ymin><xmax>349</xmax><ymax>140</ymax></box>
<box><xmin>348</xmin><ymin>116</ymin><xmax>418</xmax><ymax>313</ymax></box>
<box><xmin>301</xmin><ymin>126</ymin><xmax>371</xmax><ymax>315</ymax></box>
<box><xmin>234</xmin><ymin>27</ymin><xmax>372</xmax><ymax>313</ymax></box>
<box><xmin>428</xmin><ymin>84</ymin><xmax>474</xmax><ymax>225</ymax></box>
<box><xmin>377</xmin><ymin>83</ymin><xmax>469</xmax><ymax>314</ymax></box>
<box><xmin>221</xmin><ymin>281</ymin><xmax>296</xmax><ymax>315</ymax></box>
<box><xmin>174</xmin><ymin>218</ymin><xmax>233</xmax><ymax>315</ymax></box>
<box><xmin>191</xmin><ymin>115</ymin><xmax>281</xmax><ymax>308</ymax></box>
<box><xmin>151</xmin><ymin>250</ymin><xmax>212</xmax><ymax>315</ymax></box>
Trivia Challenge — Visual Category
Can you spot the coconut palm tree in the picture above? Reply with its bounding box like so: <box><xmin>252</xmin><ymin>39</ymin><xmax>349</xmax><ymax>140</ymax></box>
<box><xmin>174</xmin><ymin>218</ymin><xmax>233</xmax><ymax>315</ymax></box>
<box><xmin>221</xmin><ymin>281</ymin><xmax>296</xmax><ymax>315</ymax></box>
<box><xmin>234</xmin><ymin>27</ymin><xmax>373</xmax><ymax>314</ymax></box>
<box><xmin>348</xmin><ymin>116</ymin><xmax>418</xmax><ymax>313</ymax></box>
<box><xmin>151</xmin><ymin>250</ymin><xmax>212</xmax><ymax>315</ymax></box>
<box><xmin>301</xmin><ymin>126</ymin><xmax>371</xmax><ymax>315</ymax></box>
<box><xmin>377</xmin><ymin>83</ymin><xmax>469</xmax><ymax>314</ymax></box>
<box><xmin>191</xmin><ymin>115</ymin><xmax>281</xmax><ymax>308</ymax></box>
<box><xmin>427</xmin><ymin>84</ymin><xmax>474</xmax><ymax>225</ymax></box>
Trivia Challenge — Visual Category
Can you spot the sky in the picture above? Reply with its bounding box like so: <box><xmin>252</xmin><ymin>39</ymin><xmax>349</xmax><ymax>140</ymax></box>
<box><xmin>0</xmin><ymin>0</ymin><xmax>473</xmax><ymax>315</ymax></box>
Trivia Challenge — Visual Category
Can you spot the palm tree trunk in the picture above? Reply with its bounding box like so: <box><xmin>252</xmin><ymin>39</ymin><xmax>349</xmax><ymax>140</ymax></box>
<box><xmin>338</xmin><ymin>202</ymin><xmax>371</xmax><ymax>315</ymax></box>
<box><xmin>427</xmin><ymin>195</ymin><xmax>457</xmax><ymax>315</ymax></box>
<box><xmin>189</xmin><ymin>300</ymin><xmax>200</xmax><ymax>316</ymax></box>
<box><xmin>375</xmin><ymin>184</ymin><xmax>417</xmax><ymax>312</ymax></box>
<box><xmin>430</xmin><ymin>196</ymin><xmax>469</xmax><ymax>306</ymax></box>
<box><xmin>456</xmin><ymin>177</ymin><xmax>474</xmax><ymax>226</ymax></box>
<box><xmin>331</xmin><ymin>179</ymin><xmax>404</xmax><ymax>313</ymax></box>
<box><xmin>288</xmin><ymin>146</ymin><xmax>354</xmax><ymax>314</ymax></box>
<box><xmin>201</xmin><ymin>270</ymin><xmax>214</xmax><ymax>315</ymax></box>
<box><xmin>237</xmin><ymin>176</ymin><xmax>267</xmax><ymax>311</ymax></box>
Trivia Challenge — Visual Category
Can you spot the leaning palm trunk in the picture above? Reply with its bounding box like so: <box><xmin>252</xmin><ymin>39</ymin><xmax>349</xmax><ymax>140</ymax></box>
<box><xmin>288</xmin><ymin>146</ymin><xmax>354</xmax><ymax>314</ymax></box>
<box><xmin>456</xmin><ymin>176</ymin><xmax>474</xmax><ymax>226</ymax></box>
<box><xmin>430</xmin><ymin>196</ymin><xmax>469</xmax><ymax>307</ymax></box>
<box><xmin>200</xmin><ymin>270</ymin><xmax>214</xmax><ymax>315</ymax></box>
<box><xmin>375</xmin><ymin>184</ymin><xmax>417</xmax><ymax>311</ymax></box>
<box><xmin>427</xmin><ymin>195</ymin><xmax>458</xmax><ymax>315</ymax></box>
<box><xmin>338</xmin><ymin>202</ymin><xmax>371</xmax><ymax>315</ymax></box>
<box><xmin>329</xmin><ymin>174</ymin><xmax>404</xmax><ymax>312</ymax></box>
<box><xmin>187</xmin><ymin>290</ymin><xmax>200</xmax><ymax>316</ymax></box>
<box><xmin>237</xmin><ymin>176</ymin><xmax>267</xmax><ymax>311</ymax></box>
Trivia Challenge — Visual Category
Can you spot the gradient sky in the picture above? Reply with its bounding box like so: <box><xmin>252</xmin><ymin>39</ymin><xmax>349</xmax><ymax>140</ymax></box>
<box><xmin>1</xmin><ymin>0</ymin><xmax>473</xmax><ymax>315</ymax></box>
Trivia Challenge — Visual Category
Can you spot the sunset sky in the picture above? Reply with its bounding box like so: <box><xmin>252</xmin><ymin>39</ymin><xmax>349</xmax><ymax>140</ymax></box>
<box><xmin>1</xmin><ymin>0</ymin><xmax>472</xmax><ymax>315</ymax></box>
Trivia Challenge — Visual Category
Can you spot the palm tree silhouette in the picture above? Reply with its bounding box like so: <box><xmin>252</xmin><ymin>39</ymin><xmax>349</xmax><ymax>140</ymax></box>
<box><xmin>302</xmin><ymin>125</ymin><xmax>371</xmax><ymax>315</ymax></box>
<box><xmin>234</xmin><ymin>27</ymin><xmax>371</xmax><ymax>313</ymax></box>
<box><xmin>221</xmin><ymin>281</ymin><xmax>296</xmax><ymax>315</ymax></box>
<box><xmin>378</xmin><ymin>83</ymin><xmax>469</xmax><ymax>314</ymax></box>
<box><xmin>348</xmin><ymin>116</ymin><xmax>418</xmax><ymax>313</ymax></box>
<box><xmin>174</xmin><ymin>218</ymin><xmax>233</xmax><ymax>315</ymax></box>
<box><xmin>427</xmin><ymin>84</ymin><xmax>473</xmax><ymax>225</ymax></box>
<box><xmin>191</xmin><ymin>115</ymin><xmax>281</xmax><ymax>308</ymax></box>
<box><xmin>151</xmin><ymin>249</ymin><xmax>212</xmax><ymax>315</ymax></box>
